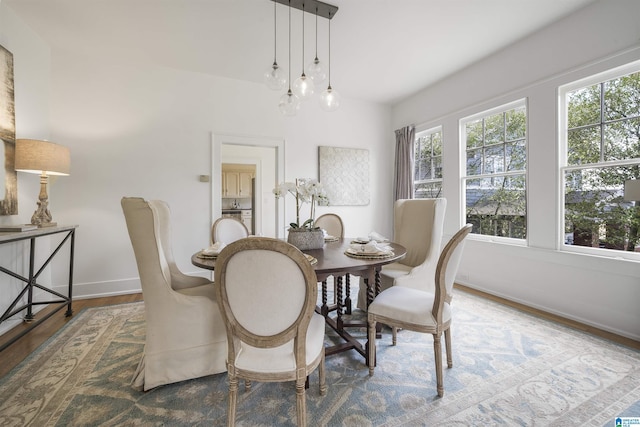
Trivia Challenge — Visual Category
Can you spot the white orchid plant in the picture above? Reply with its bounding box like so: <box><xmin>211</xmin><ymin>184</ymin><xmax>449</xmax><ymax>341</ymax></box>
<box><xmin>273</xmin><ymin>178</ymin><xmax>329</xmax><ymax>230</ymax></box>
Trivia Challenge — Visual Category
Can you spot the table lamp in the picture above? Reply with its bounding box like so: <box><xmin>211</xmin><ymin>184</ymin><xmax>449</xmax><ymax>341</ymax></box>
<box><xmin>624</xmin><ymin>179</ymin><xmax>640</xmax><ymax>203</ymax></box>
<box><xmin>15</xmin><ymin>139</ymin><xmax>70</xmax><ymax>227</ymax></box>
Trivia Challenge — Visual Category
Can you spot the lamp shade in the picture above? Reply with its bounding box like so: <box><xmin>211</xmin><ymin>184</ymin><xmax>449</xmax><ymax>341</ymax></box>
<box><xmin>15</xmin><ymin>139</ymin><xmax>70</xmax><ymax>176</ymax></box>
<box><xmin>624</xmin><ymin>179</ymin><xmax>640</xmax><ymax>202</ymax></box>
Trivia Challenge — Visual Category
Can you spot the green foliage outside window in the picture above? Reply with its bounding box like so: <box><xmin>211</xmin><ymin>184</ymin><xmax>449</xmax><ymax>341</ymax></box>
<box><xmin>464</xmin><ymin>104</ymin><xmax>527</xmax><ymax>238</ymax></box>
<box><xmin>414</xmin><ymin>129</ymin><xmax>443</xmax><ymax>199</ymax></box>
<box><xmin>564</xmin><ymin>70</ymin><xmax>640</xmax><ymax>252</ymax></box>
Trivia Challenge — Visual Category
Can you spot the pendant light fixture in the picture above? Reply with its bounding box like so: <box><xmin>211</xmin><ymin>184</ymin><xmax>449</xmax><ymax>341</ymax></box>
<box><xmin>292</xmin><ymin>2</ymin><xmax>314</xmax><ymax>100</ymax></box>
<box><xmin>269</xmin><ymin>0</ymin><xmax>338</xmax><ymax>115</ymax></box>
<box><xmin>263</xmin><ymin>0</ymin><xmax>287</xmax><ymax>90</ymax></box>
<box><xmin>319</xmin><ymin>10</ymin><xmax>340</xmax><ymax>112</ymax></box>
<box><xmin>278</xmin><ymin>0</ymin><xmax>300</xmax><ymax>115</ymax></box>
<box><xmin>305</xmin><ymin>7</ymin><xmax>326</xmax><ymax>85</ymax></box>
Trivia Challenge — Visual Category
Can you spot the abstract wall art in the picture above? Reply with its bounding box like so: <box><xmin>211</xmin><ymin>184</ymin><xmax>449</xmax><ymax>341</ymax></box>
<box><xmin>0</xmin><ymin>44</ymin><xmax>17</xmax><ymax>216</ymax></box>
<box><xmin>318</xmin><ymin>146</ymin><xmax>369</xmax><ymax>206</ymax></box>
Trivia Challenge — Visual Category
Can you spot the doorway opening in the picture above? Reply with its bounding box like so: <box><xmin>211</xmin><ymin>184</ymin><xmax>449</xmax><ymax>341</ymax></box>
<box><xmin>211</xmin><ymin>134</ymin><xmax>285</xmax><ymax>237</ymax></box>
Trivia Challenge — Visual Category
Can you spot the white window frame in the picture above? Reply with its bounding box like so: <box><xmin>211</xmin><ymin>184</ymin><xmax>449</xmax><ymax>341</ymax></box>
<box><xmin>558</xmin><ymin>60</ymin><xmax>640</xmax><ymax>261</ymax></box>
<box><xmin>413</xmin><ymin>126</ymin><xmax>443</xmax><ymax>199</ymax></box>
<box><xmin>460</xmin><ymin>98</ymin><xmax>528</xmax><ymax>245</ymax></box>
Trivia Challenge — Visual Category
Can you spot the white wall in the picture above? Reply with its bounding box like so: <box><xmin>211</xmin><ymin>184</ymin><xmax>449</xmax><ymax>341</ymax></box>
<box><xmin>392</xmin><ymin>0</ymin><xmax>640</xmax><ymax>340</ymax></box>
<box><xmin>0</xmin><ymin>3</ymin><xmax>55</xmax><ymax>334</ymax></box>
<box><xmin>0</xmin><ymin>3</ymin><xmax>393</xmax><ymax>313</ymax></box>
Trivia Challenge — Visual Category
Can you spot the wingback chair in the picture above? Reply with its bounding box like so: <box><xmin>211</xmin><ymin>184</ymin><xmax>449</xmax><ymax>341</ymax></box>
<box><xmin>121</xmin><ymin>197</ymin><xmax>227</xmax><ymax>391</ymax></box>
<box><xmin>211</xmin><ymin>217</ymin><xmax>249</xmax><ymax>244</ymax></box>
<box><xmin>357</xmin><ymin>198</ymin><xmax>447</xmax><ymax>309</ymax></box>
<box><xmin>367</xmin><ymin>224</ymin><xmax>472</xmax><ymax>397</ymax></box>
<box><xmin>214</xmin><ymin>237</ymin><xmax>326</xmax><ymax>426</ymax></box>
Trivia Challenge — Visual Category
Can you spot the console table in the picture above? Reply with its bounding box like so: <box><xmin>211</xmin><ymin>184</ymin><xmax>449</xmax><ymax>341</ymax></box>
<box><xmin>0</xmin><ymin>225</ymin><xmax>77</xmax><ymax>352</ymax></box>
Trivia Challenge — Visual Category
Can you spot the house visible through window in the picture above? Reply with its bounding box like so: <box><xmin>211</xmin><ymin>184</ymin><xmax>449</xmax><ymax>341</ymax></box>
<box><xmin>560</xmin><ymin>62</ymin><xmax>640</xmax><ymax>255</ymax></box>
<box><xmin>413</xmin><ymin>127</ymin><xmax>443</xmax><ymax>199</ymax></box>
<box><xmin>461</xmin><ymin>100</ymin><xmax>527</xmax><ymax>239</ymax></box>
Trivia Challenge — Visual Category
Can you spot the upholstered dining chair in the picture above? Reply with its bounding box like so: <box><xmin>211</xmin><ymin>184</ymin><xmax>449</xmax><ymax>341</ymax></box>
<box><xmin>367</xmin><ymin>224</ymin><xmax>472</xmax><ymax>397</ymax></box>
<box><xmin>211</xmin><ymin>217</ymin><xmax>249</xmax><ymax>244</ymax></box>
<box><xmin>314</xmin><ymin>213</ymin><xmax>352</xmax><ymax>315</ymax></box>
<box><xmin>214</xmin><ymin>237</ymin><xmax>327</xmax><ymax>427</ymax></box>
<box><xmin>314</xmin><ymin>213</ymin><xmax>344</xmax><ymax>239</ymax></box>
<box><xmin>121</xmin><ymin>197</ymin><xmax>227</xmax><ymax>391</ymax></box>
<box><xmin>357</xmin><ymin>198</ymin><xmax>447</xmax><ymax>309</ymax></box>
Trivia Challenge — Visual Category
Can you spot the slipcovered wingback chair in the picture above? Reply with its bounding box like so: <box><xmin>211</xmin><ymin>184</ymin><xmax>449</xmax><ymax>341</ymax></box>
<box><xmin>211</xmin><ymin>217</ymin><xmax>249</xmax><ymax>244</ymax></box>
<box><xmin>367</xmin><ymin>224</ymin><xmax>472</xmax><ymax>397</ymax></box>
<box><xmin>121</xmin><ymin>197</ymin><xmax>227</xmax><ymax>391</ymax></box>
<box><xmin>215</xmin><ymin>237</ymin><xmax>326</xmax><ymax>426</ymax></box>
<box><xmin>357</xmin><ymin>198</ymin><xmax>446</xmax><ymax>309</ymax></box>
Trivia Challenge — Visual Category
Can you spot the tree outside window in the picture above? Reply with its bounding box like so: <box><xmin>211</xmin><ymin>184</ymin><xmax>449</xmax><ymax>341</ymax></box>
<box><xmin>462</xmin><ymin>101</ymin><xmax>527</xmax><ymax>239</ymax></box>
<box><xmin>561</xmin><ymin>65</ymin><xmax>640</xmax><ymax>253</ymax></box>
<box><xmin>414</xmin><ymin>127</ymin><xmax>443</xmax><ymax>199</ymax></box>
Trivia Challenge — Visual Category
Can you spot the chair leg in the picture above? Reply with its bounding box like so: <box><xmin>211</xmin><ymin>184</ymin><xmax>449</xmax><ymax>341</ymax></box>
<box><xmin>433</xmin><ymin>333</ymin><xmax>444</xmax><ymax>397</ymax></box>
<box><xmin>228</xmin><ymin>375</ymin><xmax>238</xmax><ymax>426</ymax></box>
<box><xmin>296</xmin><ymin>378</ymin><xmax>307</xmax><ymax>427</ymax></box>
<box><xmin>392</xmin><ymin>327</ymin><xmax>397</xmax><ymax>345</ymax></box>
<box><xmin>319</xmin><ymin>351</ymin><xmax>327</xmax><ymax>395</ymax></box>
<box><xmin>245</xmin><ymin>379</ymin><xmax>252</xmax><ymax>391</ymax></box>
<box><xmin>367</xmin><ymin>316</ymin><xmax>376</xmax><ymax>376</ymax></box>
<box><xmin>444</xmin><ymin>327</ymin><xmax>453</xmax><ymax>368</ymax></box>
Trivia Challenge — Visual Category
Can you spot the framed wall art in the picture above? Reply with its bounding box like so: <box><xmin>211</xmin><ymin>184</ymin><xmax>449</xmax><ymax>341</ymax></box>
<box><xmin>318</xmin><ymin>146</ymin><xmax>369</xmax><ymax>206</ymax></box>
<box><xmin>0</xmin><ymin>44</ymin><xmax>17</xmax><ymax>216</ymax></box>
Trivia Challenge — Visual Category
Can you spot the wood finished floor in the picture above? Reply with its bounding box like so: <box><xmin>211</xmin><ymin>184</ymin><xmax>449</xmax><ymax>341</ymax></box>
<box><xmin>0</xmin><ymin>293</ymin><xmax>143</xmax><ymax>378</ymax></box>
<box><xmin>0</xmin><ymin>287</ymin><xmax>637</xmax><ymax>379</ymax></box>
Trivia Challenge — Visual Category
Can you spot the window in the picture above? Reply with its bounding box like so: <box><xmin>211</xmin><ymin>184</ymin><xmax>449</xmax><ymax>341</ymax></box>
<box><xmin>560</xmin><ymin>62</ymin><xmax>640</xmax><ymax>255</ymax></box>
<box><xmin>462</xmin><ymin>100</ymin><xmax>527</xmax><ymax>239</ymax></box>
<box><xmin>413</xmin><ymin>127</ymin><xmax>443</xmax><ymax>198</ymax></box>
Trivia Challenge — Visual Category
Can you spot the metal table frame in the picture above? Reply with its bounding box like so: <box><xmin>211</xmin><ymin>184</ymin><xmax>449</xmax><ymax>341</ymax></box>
<box><xmin>0</xmin><ymin>225</ymin><xmax>77</xmax><ymax>352</ymax></box>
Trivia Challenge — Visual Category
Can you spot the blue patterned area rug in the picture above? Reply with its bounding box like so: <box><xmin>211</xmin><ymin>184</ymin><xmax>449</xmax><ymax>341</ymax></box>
<box><xmin>1</xmin><ymin>289</ymin><xmax>639</xmax><ymax>426</ymax></box>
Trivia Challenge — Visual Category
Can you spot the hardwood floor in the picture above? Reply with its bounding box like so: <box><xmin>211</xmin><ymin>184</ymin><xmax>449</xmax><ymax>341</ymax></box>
<box><xmin>1</xmin><ymin>287</ymin><xmax>638</xmax><ymax>379</ymax></box>
<box><xmin>0</xmin><ymin>293</ymin><xmax>143</xmax><ymax>378</ymax></box>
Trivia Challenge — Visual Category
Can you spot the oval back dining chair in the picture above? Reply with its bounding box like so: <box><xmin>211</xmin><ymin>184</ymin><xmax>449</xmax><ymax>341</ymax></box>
<box><xmin>315</xmin><ymin>213</ymin><xmax>352</xmax><ymax>315</ymax></box>
<box><xmin>214</xmin><ymin>237</ymin><xmax>327</xmax><ymax>426</ymax></box>
<box><xmin>121</xmin><ymin>197</ymin><xmax>227</xmax><ymax>391</ymax></box>
<box><xmin>367</xmin><ymin>224</ymin><xmax>472</xmax><ymax>398</ymax></box>
<box><xmin>211</xmin><ymin>217</ymin><xmax>249</xmax><ymax>245</ymax></box>
<box><xmin>314</xmin><ymin>213</ymin><xmax>344</xmax><ymax>238</ymax></box>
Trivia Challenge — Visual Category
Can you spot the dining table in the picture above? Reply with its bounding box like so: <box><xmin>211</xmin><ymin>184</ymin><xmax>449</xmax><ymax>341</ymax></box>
<box><xmin>191</xmin><ymin>237</ymin><xmax>406</xmax><ymax>364</ymax></box>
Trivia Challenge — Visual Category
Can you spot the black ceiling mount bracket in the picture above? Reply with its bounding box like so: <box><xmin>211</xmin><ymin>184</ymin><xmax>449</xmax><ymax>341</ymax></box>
<box><xmin>270</xmin><ymin>0</ymin><xmax>338</xmax><ymax>20</ymax></box>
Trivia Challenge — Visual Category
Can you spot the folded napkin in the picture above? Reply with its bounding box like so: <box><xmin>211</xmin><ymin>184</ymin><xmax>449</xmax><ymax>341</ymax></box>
<box><xmin>368</xmin><ymin>231</ymin><xmax>389</xmax><ymax>242</ymax></box>
<box><xmin>349</xmin><ymin>241</ymin><xmax>391</xmax><ymax>255</ymax></box>
<box><xmin>201</xmin><ymin>241</ymin><xmax>226</xmax><ymax>256</ymax></box>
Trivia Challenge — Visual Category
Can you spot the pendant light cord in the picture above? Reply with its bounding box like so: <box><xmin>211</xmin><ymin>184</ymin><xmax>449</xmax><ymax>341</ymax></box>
<box><xmin>273</xmin><ymin>1</ymin><xmax>277</xmax><ymax>64</ymax></box>
<box><xmin>288</xmin><ymin>0</ymin><xmax>292</xmax><ymax>92</ymax></box>
<box><xmin>301</xmin><ymin>3</ymin><xmax>305</xmax><ymax>75</ymax></box>
<box><xmin>314</xmin><ymin>7</ymin><xmax>319</xmax><ymax>61</ymax></box>
<box><xmin>327</xmin><ymin>11</ymin><xmax>332</xmax><ymax>88</ymax></box>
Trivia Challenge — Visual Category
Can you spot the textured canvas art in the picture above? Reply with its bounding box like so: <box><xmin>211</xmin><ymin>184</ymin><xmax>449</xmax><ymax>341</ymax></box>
<box><xmin>319</xmin><ymin>146</ymin><xmax>369</xmax><ymax>206</ymax></box>
<box><xmin>0</xmin><ymin>44</ymin><xmax>17</xmax><ymax>216</ymax></box>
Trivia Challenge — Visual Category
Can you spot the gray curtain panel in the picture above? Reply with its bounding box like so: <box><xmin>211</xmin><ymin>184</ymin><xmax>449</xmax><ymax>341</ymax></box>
<box><xmin>394</xmin><ymin>125</ymin><xmax>415</xmax><ymax>201</ymax></box>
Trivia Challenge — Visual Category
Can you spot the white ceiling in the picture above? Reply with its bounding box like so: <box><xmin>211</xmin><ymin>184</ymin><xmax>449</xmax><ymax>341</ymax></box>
<box><xmin>5</xmin><ymin>0</ymin><xmax>597</xmax><ymax>105</ymax></box>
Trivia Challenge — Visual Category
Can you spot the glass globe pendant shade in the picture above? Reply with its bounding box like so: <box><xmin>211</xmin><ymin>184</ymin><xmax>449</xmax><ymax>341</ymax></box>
<box><xmin>264</xmin><ymin>62</ymin><xmax>287</xmax><ymax>91</ymax></box>
<box><xmin>320</xmin><ymin>86</ymin><xmax>340</xmax><ymax>112</ymax></box>
<box><xmin>292</xmin><ymin>73</ymin><xmax>315</xmax><ymax>100</ymax></box>
<box><xmin>306</xmin><ymin>57</ymin><xmax>326</xmax><ymax>85</ymax></box>
<box><xmin>279</xmin><ymin>89</ymin><xmax>300</xmax><ymax>116</ymax></box>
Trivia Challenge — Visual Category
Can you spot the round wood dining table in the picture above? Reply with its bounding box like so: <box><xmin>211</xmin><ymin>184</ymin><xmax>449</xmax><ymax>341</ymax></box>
<box><xmin>192</xmin><ymin>237</ymin><xmax>406</xmax><ymax>363</ymax></box>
